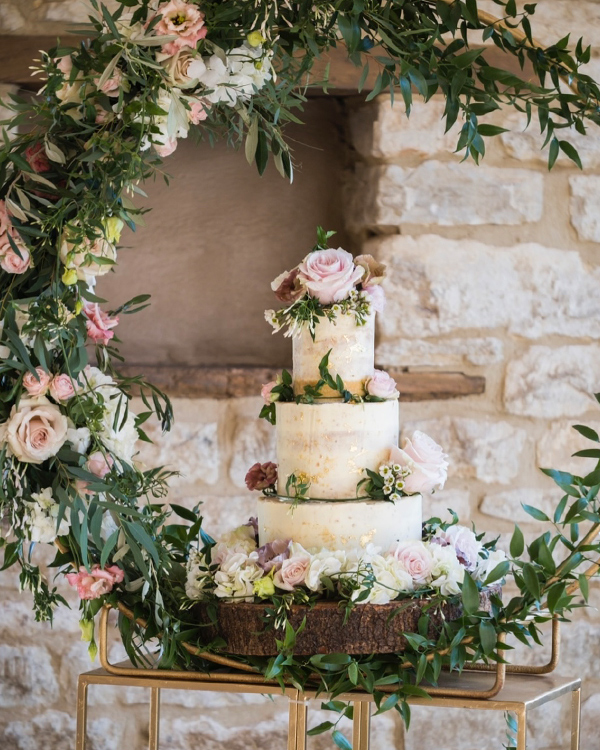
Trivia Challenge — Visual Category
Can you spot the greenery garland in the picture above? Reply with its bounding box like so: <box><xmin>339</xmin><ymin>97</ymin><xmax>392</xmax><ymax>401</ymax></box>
<box><xmin>1</xmin><ymin>1</ymin><xmax>600</xmax><ymax>747</ymax></box>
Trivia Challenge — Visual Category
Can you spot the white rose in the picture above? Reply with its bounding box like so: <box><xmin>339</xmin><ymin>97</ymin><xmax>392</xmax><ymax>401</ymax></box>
<box><xmin>305</xmin><ymin>549</ymin><xmax>346</xmax><ymax>592</ymax></box>
<box><xmin>59</xmin><ymin>232</ymin><xmax>117</xmax><ymax>283</ymax></box>
<box><xmin>429</xmin><ymin>543</ymin><xmax>465</xmax><ymax>596</ymax></box>
<box><xmin>6</xmin><ymin>396</ymin><xmax>68</xmax><ymax>464</ymax></box>
<box><xmin>66</xmin><ymin>425</ymin><xmax>91</xmax><ymax>454</ymax></box>
<box><xmin>100</xmin><ymin>396</ymin><xmax>138</xmax><ymax>462</ymax></box>
<box><xmin>476</xmin><ymin>549</ymin><xmax>508</xmax><ymax>583</ymax></box>
<box><xmin>214</xmin><ymin>551</ymin><xmax>262</xmax><ymax>602</ymax></box>
<box><xmin>212</xmin><ymin>525</ymin><xmax>257</xmax><ymax>565</ymax></box>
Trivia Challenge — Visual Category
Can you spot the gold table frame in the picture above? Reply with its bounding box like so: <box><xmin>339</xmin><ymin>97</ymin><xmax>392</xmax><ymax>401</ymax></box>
<box><xmin>76</xmin><ymin>664</ymin><xmax>581</xmax><ymax>750</ymax></box>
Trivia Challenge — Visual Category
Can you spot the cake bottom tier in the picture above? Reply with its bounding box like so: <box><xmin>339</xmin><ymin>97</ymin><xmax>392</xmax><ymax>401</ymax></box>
<box><xmin>257</xmin><ymin>495</ymin><xmax>422</xmax><ymax>552</ymax></box>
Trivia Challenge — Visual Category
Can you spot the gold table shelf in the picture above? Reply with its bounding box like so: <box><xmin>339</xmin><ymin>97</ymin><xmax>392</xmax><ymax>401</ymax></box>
<box><xmin>76</xmin><ymin>662</ymin><xmax>581</xmax><ymax>750</ymax></box>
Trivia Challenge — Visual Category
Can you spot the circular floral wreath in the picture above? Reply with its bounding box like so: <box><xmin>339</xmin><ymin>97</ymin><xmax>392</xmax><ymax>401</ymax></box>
<box><xmin>1</xmin><ymin>0</ymin><xmax>600</xmax><ymax>744</ymax></box>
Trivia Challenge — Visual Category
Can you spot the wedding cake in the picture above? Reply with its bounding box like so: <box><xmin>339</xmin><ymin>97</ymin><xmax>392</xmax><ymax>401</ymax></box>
<box><xmin>245</xmin><ymin>232</ymin><xmax>449</xmax><ymax>555</ymax></box>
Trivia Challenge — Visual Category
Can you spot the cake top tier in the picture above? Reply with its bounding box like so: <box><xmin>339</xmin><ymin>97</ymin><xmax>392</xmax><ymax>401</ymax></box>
<box><xmin>265</xmin><ymin>228</ymin><xmax>387</xmax><ymax>339</ymax></box>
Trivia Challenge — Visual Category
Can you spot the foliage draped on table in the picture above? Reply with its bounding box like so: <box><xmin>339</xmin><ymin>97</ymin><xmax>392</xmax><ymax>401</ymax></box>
<box><xmin>1</xmin><ymin>1</ymin><xmax>600</xmax><ymax>745</ymax></box>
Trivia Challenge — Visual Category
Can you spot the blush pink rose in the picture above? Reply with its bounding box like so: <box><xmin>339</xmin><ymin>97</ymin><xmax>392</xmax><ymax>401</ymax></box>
<box><xmin>274</xmin><ymin>548</ymin><xmax>311</xmax><ymax>591</ymax></box>
<box><xmin>297</xmin><ymin>248</ymin><xmax>364</xmax><ymax>305</ymax></box>
<box><xmin>23</xmin><ymin>368</ymin><xmax>52</xmax><ymax>397</ymax></box>
<box><xmin>83</xmin><ymin>302</ymin><xmax>119</xmax><ymax>346</ymax></box>
<box><xmin>66</xmin><ymin>564</ymin><xmax>124</xmax><ymax>600</ymax></box>
<box><xmin>24</xmin><ymin>142</ymin><xmax>51</xmax><ymax>173</ymax></box>
<box><xmin>260</xmin><ymin>381</ymin><xmax>278</xmax><ymax>404</ymax></box>
<box><xmin>49</xmin><ymin>373</ymin><xmax>77</xmax><ymax>401</ymax></box>
<box><xmin>391</xmin><ymin>541</ymin><xmax>434</xmax><ymax>586</ymax></box>
<box><xmin>86</xmin><ymin>450</ymin><xmax>114</xmax><ymax>478</ymax></box>
<box><xmin>365</xmin><ymin>369</ymin><xmax>398</xmax><ymax>399</ymax></box>
<box><xmin>390</xmin><ymin>430</ymin><xmax>449</xmax><ymax>495</ymax></box>
<box><xmin>155</xmin><ymin>0</ymin><xmax>208</xmax><ymax>55</ymax></box>
<box><xmin>96</xmin><ymin>67</ymin><xmax>124</xmax><ymax>96</ymax></box>
<box><xmin>0</xmin><ymin>236</ymin><xmax>30</xmax><ymax>275</ymax></box>
<box><xmin>154</xmin><ymin>138</ymin><xmax>178</xmax><ymax>157</ymax></box>
<box><xmin>364</xmin><ymin>284</ymin><xmax>386</xmax><ymax>313</ymax></box>
<box><xmin>187</xmin><ymin>98</ymin><xmax>209</xmax><ymax>124</ymax></box>
<box><xmin>6</xmin><ymin>397</ymin><xmax>68</xmax><ymax>464</ymax></box>
<box><xmin>0</xmin><ymin>199</ymin><xmax>11</xmax><ymax>235</ymax></box>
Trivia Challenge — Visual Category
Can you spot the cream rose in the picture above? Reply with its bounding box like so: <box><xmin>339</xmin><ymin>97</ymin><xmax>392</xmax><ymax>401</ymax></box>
<box><xmin>22</xmin><ymin>367</ymin><xmax>52</xmax><ymax>397</ymax></box>
<box><xmin>354</xmin><ymin>254</ymin><xmax>386</xmax><ymax>286</ymax></box>
<box><xmin>6</xmin><ymin>396</ymin><xmax>68</xmax><ymax>464</ymax></box>
<box><xmin>390</xmin><ymin>430</ymin><xmax>449</xmax><ymax>495</ymax></box>
<box><xmin>158</xmin><ymin>49</ymin><xmax>205</xmax><ymax>87</ymax></box>
<box><xmin>297</xmin><ymin>248</ymin><xmax>364</xmax><ymax>305</ymax></box>
<box><xmin>365</xmin><ymin>369</ymin><xmax>399</xmax><ymax>399</ymax></box>
<box><xmin>59</xmin><ymin>231</ymin><xmax>117</xmax><ymax>283</ymax></box>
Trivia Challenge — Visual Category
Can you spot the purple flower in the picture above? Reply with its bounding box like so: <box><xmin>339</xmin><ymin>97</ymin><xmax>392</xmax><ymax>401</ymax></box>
<box><xmin>257</xmin><ymin>539</ymin><xmax>290</xmax><ymax>572</ymax></box>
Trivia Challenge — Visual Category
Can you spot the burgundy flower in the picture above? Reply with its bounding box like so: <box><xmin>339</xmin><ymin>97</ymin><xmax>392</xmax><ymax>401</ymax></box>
<box><xmin>245</xmin><ymin>462</ymin><xmax>278</xmax><ymax>491</ymax></box>
<box><xmin>25</xmin><ymin>143</ymin><xmax>51</xmax><ymax>174</ymax></box>
<box><xmin>271</xmin><ymin>268</ymin><xmax>306</xmax><ymax>304</ymax></box>
<box><xmin>257</xmin><ymin>539</ymin><xmax>290</xmax><ymax>573</ymax></box>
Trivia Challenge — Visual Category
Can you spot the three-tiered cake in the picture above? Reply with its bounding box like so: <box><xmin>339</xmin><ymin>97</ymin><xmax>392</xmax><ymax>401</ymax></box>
<box><xmin>249</xmin><ymin>236</ymin><xmax>448</xmax><ymax>555</ymax></box>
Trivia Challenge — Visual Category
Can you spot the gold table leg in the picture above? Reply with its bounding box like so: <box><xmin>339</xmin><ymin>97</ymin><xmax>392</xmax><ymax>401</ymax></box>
<box><xmin>76</xmin><ymin>676</ymin><xmax>88</xmax><ymax>750</ymax></box>
<box><xmin>352</xmin><ymin>700</ymin><xmax>371</xmax><ymax>750</ymax></box>
<box><xmin>571</xmin><ymin>688</ymin><xmax>581</xmax><ymax>750</ymax></box>
<box><xmin>149</xmin><ymin>687</ymin><xmax>160</xmax><ymax>750</ymax></box>
<box><xmin>516</xmin><ymin>706</ymin><xmax>527</xmax><ymax>750</ymax></box>
<box><xmin>288</xmin><ymin>692</ymin><xmax>308</xmax><ymax>750</ymax></box>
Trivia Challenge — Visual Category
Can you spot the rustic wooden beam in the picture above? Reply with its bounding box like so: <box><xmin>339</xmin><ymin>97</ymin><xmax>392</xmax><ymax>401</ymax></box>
<box><xmin>119</xmin><ymin>364</ymin><xmax>485</xmax><ymax>400</ymax></box>
<box><xmin>0</xmin><ymin>34</ymin><xmax>535</xmax><ymax>91</ymax></box>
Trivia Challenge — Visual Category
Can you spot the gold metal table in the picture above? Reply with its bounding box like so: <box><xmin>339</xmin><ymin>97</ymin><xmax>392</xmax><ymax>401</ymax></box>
<box><xmin>76</xmin><ymin>662</ymin><xmax>581</xmax><ymax>750</ymax></box>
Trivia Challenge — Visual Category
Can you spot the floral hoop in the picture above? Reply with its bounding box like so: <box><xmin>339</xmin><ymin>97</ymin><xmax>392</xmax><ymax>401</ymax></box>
<box><xmin>1</xmin><ymin>1</ymin><xmax>600</xmax><ymax>746</ymax></box>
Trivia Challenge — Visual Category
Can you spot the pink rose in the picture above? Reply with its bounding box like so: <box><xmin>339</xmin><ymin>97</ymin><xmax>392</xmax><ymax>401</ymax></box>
<box><xmin>187</xmin><ymin>98</ymin><xmax>209</xmax><ymax>124</ymax></box>
<box><xmin>391</xmin><ymin>541</ymin><xmax>434</xmax><ymax>586</ymax></box>
<box><xmin>270</xmin><ymin>268</ymin><xmax>306</xmax><ymax>304</ymax></box>
<box><xmin>56</xmin><ymin>55</ymin><xmax>73</xmax><ymax>75</ymax></box>
<box><xmin>83</xmin><ymin>302</ymin><xmax>119</xmax><ymax>346</ymax></box>
<box><xmin>297</xmin><ymin>248</ymin><xmax>364</xmax><ymax>305</ymax></box>
<box><xmin>354</xmin><ymin>254</ymin><xmax>386</xmax><ymax>286</ymax></box>
<box><xmin>0</xmin><ymin>199</ymin><xmax>11</xmax><ymax>235</ymax></box>
<box><xmin>49</xmin><ymin>373</ymin><xmax>77</xmax><ymax>401</ymax></box>
<box><xmin>260</xmin><ymin>381</ymin><xmax>278</xmax><ymax>404</ymax></box>
<box><xmin>23</xmin><ymin>368</ymin><xmax>52</xmax><ymax>397</ymax></box>
<box><xmin>24</xmin><ymin>142</ymin><xmax>51</xmax><ymax>174</ymax></box>
<box><xmin>434</xmin><ymin>525</ymin><xmax>482</xmax><ymax>572</ymax></box>
<box><xmin>274</xmin><ymin>547</ymin><xmax>311</xmax><ymax>591</ymax></box>
<box><xmin>390</xmin><ymin>431</ymin><xmax>449</xmax><ymax>495</ymax></box>
<box><xmin>364</xmin><ymin>284</ymin><xmax>386</xmax><ymax>313</ymax></box>
<box><xmin>0</xmin><ymin>235</ymin><xmax>30</xmax><ymax>275</ymax></box>
<box><xmin>96</xmin><ymin>67</ymin><xmax>123</xmax><ymax>96</ymax></box>
<box><xmin>245</xmin><ymin>462</ymin><xmax>278</xmax><ymax>491</ymax></box>
<box><xmin>155</xmin><ymin>0</ymin><xmax>208</xmax><ymax>56</ymax></box>
<box><xmin>86</xmin><ymin>450</ymin><xmax>114</xmax><ymax>479</ymax></box>
<box><xmin>365</xmin><ymin>369</ymin><xmax>398</xmax><ymax>399</ymax></box>
<box><xmin>154</xmin><ymin>138</ymin><xmax>178</xmax><ymax>157</ymax></box>
<box><xmin>6</xmin><ymin>397</ymin><xmax>68</xmax><ymax>464</ymax></box>
<box><xmin>66</xmin><ymin>563</ymin><xmax>124</xmax><ymax>600</ymax></box>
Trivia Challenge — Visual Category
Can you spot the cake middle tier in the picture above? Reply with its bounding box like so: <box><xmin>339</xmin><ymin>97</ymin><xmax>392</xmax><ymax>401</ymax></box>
<box><xmin>276</xmin><ymin>400</ymin><xmax>399</xmax><ymax>500</ymax></box>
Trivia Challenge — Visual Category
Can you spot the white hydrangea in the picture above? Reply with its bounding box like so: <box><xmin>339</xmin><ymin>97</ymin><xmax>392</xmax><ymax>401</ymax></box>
<box><xmin>197</xmin><ymin>44</ymin><xmax>273</xmax><ymax>106</ymax></box>
<box><xmin>211</xmin><ymin>524</ymin><xmax>257</xmax><ymax>565</ymax></box>
<box><xmin>185</xmin><ymin>548</ymin><xmax>212</xmax><ymax>600</ymax></box>
<box><xmin>66</xmin><ymin>424</ymin><xmax>91</xmax><ymax>454</ymax></box>
<box><xmin>213</xmin><ymin>550</ymin><xmax>262</xmax><ymax>602</ymax></box>
<box><xmin>23</xmin><ymin>487</ymin><xmax>70</xmax><ymax>544</ymax></box>
<box><xmin>305</xmin><ymin>549</ymin><xmax>346</xmax><ymax>592</ymax></box>
<box><xmin>429</xmin><ymin>543</ymin><xmax>465</xmax><ymax>596</ymax></box>
<box><xmin>351</xmin><ymin>555</ymin><xmax>414</xmax><ymax>605</ymax></box>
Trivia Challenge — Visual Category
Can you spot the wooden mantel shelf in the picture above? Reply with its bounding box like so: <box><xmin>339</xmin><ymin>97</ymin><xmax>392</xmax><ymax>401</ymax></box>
<box><xmin>119</xmin><ymin>365</ymin><xmax>484</xmax><ymax>401</ymax></box>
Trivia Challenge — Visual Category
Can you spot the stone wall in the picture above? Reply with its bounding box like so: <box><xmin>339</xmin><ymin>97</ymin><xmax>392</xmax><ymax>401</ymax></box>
<box><xmin>2</xmin><ymin>1</ymin><xmax>600</xmax><ymax>749</ymax></box>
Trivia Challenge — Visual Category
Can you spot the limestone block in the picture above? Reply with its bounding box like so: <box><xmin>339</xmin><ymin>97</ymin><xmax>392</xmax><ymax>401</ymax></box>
<box><xmin>480</xmin><ymin>488</ymin><xmax>563</xmax><ymax>525</ymax></box>
<box><xmin>570</xmin><ymin>175</ymin><xmax>600</xmax><ymax>242</ymax></box>
<box><xmin>349</xmin><ymin>162</ymin><xmax>543</xmax><ymax>229</ymax></box>
<box><xmin>137</xmin><ymin>398</ymin><xmax>221</xmax><ymax>486</ymax></box>
<box><xmin>228</xmin><ymin>415</ymin><xmax>276</xmax><ymax>489</ymax></box>
<box><xmin>44</xmin><ymin>0</ymin><xmax>102</xmax><ymax>23</ymax></box>
<box><xmin>504</xmin><ymin>345</ymin><xmax>600</xmax><ymax>418</ymax></box>
<box><xmin>372</xmin><ymin>234</ymin><xmax>600</xmax><ymax>341</ymax></box>
<box><xmin>500</xmin><ymin>111</ymin><xmax>600</xmax><ymax>168</ymax></box>
<box><xmin>426</xmin><ymin>489</ymin><xmax>472</xmax><ymax>523</ymax></box>
<box><xmin>3</xmin><ymin>710</ymin><xmax>124</xmax><ymax>750</ymax></box>
<box><xmin>402</xmin><ymin>416</ymin><xmax>527</xmax><ymax>484</ymax></box>
<box><xmin>0</xmin><ymin>645</ymin><xmax>58</xmax><ymax>707</ymax></box>
<box><xmin>0</xmin><ymin>4</ymin><xmax>24</xmax><ymax>32</ymax></box>
<box><xmin>376</xmin><ymin>337</ymin><xmax>504</xmax><ymax>368</ymax></box>
<box><xmin>537</xmin><ymin>420</ymin><xmax>600</xmax><ymax>476</ymax></box>
<box><xmin>188</xmin><ymin>494</ymin><xmax>256</xmax><ymax>538</ymax></box>
<box><xmin>349</xmin><ymin>97</ymin><xmax>459</xmax><ymax>159</ymax></box>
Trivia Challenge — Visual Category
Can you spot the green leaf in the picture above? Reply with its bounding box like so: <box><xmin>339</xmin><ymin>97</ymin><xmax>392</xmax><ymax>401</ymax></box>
<box><xmin>100</xmin><ymin>529</ymin><xmax>119</xmax><ymax>568</ymax></box>
<box><xmin>522</xmin><ymin>504</ymin><xmax>550</xmax><ymax>522</ymax></box>
<box><xmin>307</xmin><ymin>722</ymin><xmax>335</xmax><ymax>736</ymax></box>
<box><xmin>452</xmin><ymin>48</ymin><xmax>485</xmax><ymax>69</ymax></box>
<box><xmin>479</xmin><ymin>621</ymin><xmax>497</xmax><ymax>655</ymax></box>
<box><xmin>559</xmin><ymin>140</ymin><xmax>582</xmax><ymax>169</ymax></box>
<box><xmin>245</xmin><ymin>117</ymin><xmax>259</xmax><ymax>165</ymax></box>
<box><xmin>548</xmin><ymin>137</ymin><xmax>559</xmax><ymax>169</ymax></box>
<box><xmin>477</xmin><ymin>124</ymin><xmax>509</xmax><ymax>136</ymax></box>
<box><xmin>125</xmin><ymin>521</ymin><xmax>159</xmax><ymax>567</ymax></box>
<box><xmin>461</xmin><ymin>572</ymin><xmax>480</xmax><ymax>615</ymax></box>
<box><xmin>484</xmin><ymin>560</ymin><xmax>510</xmax><ymax>585</ymax></box>
<box><xmin>255</xmin><ymin>129</ymin><xmax>269</xmax><ymax>176</ymax></box>
<box><xmin>579</xmin><ymin>573</ymin><xmax>589</xmax><ymax>602</ymax></box>
<box><xmin>375</xmin><ymin>693</ymin><xmax>399</xmax><ymax>715</ymax></box>
<box><xmin>522</xmin><ymin>563</ymin><xmax>541</xmax><ymax>602</ymax></box>
<box><xmin>510</xmin><ymin>525</ymin><xmax>525</xmax><ymax>558</ymax></box>
<box><xmin>332</xmin><ymin>730</ymin><xmax>353</xmax><ymax>750</ymax></box>
<box><xmin>573</xmin><ymin>424</ymin><xmax>600</xmax><ymax>442</ymax></box>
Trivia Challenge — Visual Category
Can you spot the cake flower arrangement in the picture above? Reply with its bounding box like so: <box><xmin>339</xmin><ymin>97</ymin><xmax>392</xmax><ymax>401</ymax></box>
<box><xmin>0</xmin><ymin>1</ymin><xmax>600</xmax><ymax>747</ymax></box>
